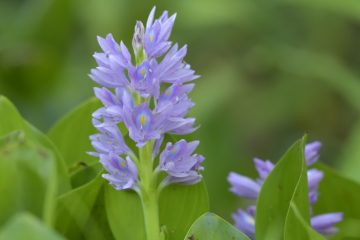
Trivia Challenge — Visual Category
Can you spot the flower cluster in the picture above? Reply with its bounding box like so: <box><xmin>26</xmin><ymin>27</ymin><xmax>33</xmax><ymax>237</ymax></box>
<box><xmin>228</xmin><ymin>141</ymin><xmax>343</xmax><ymax>238</ymax></box>
<box><xmin>89</xmin><ymin>7</ymin><xmax>204</xmax><ymax>191</ymax></box>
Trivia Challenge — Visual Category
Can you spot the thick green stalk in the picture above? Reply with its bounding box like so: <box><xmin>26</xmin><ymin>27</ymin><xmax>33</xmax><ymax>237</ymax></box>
<box><xmin>138</xmin><ymin>141</ymin><xmax>161</xmax><ymax>240</ymax></box>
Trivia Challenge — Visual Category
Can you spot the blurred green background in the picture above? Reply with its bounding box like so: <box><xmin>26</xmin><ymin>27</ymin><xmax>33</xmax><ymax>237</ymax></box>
<box><xmin>1</xmin><ymin>0</ymin><xmax>360</xmax><ymax>221</ymax></box>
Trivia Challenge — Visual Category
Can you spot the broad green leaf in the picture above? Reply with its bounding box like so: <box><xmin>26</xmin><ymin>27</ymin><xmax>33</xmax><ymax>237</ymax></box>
<box><xmin>184</xmin><ymin>212</ymin><xmax>251</xmax><ymax>240</ymax></box>
<box><xmin>104</xmin><ymin>185</ymin><xmax>145</xmax><ymax>240</ymax></box>
<box><xmin>48</xmin><ymin>98</ymin><xmax>101</xmax><ymax>170</ymax></box>
<box><xmin>285</xmin><ymin>203</ymin><xmax>325</xmax><ymax>240</ymax></box>
<box><xmin>105</xmin><ymin>181</ymin><xmax>209</xmax><ymax>240</ymax></box>
<box><xmin>0</xmin><ymin>95</ymin><xmax>70</xmax><ymax>194</ymax></box>
<box><xmin>159</xmin><ymin>182</ymin><xmax>209</xmax><ymax>240</ymax></box>
<box><xmin>0</xmin><ymin>213</ymin><xmax>65</xmax><ymax>240</ymax></box>
<box><xmin>55</xmin><ymin>174</ymin><xmax>106</xmax><ymax>239</ymax></box>
<box><xmin>255</xmin><ymin>137</ymin><xmax>308</xmax><ymax>240</ymax></box>
<box><xmin>0</xmin><ymin>132</ymin><xmax>57</xmax><ymax>226</ymax></box>
<box><xmin>312</xmin><ymin>163</ymin><xmax>360</xmax><ymax>239</ymax></box>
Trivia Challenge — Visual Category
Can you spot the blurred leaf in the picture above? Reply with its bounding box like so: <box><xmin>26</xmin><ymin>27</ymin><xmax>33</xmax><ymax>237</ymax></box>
<box><xmin>256</xmin><ymin>137</ymin><xmax>309</xmax><ymax>239</ymax></box>
<box><xmin>339</xmin><ymin>121</ymin><xmax>360</xmax><ymax>182</ymax></box>
<box><xmin>273</xmin><ymin>46</ymin><xmax>360</xmax><ymax>112</ymax></box>
<box><xmin>48</xmin><ymin>97</ymin><xmax>101</xmax><ymax>167</ymax></box>
<box><xmin>0</xmin><ymin>132</ymin><xmax>57</xmax><ymax>226</ymax></box>
<box><xmin>105</xmin><ymin>181</ymin><xmax>209</xmax><ymax>240</ymax></box>
<box><xmin>0</xmin><ymin>95</ymin><xmax>70</xmax><ymax>194</ymax></box>
<box><xmin>55</xmin><ymin>174</ymin><xmax>108</xmax><ymax>239</ymax></box>
<box><xmin>184</xmin><ymin>212</ymin><xmax>250</xmax><ymax>240</ymax></box>
<box><xmin>312</xmin><ymin>163</ymin><xmax>360</xmax><ymax>239</ymax></box>
<box><xmin>0</xmin><ymin>213</ymin><xmax>64</xmax><ymax>240</ymax></box>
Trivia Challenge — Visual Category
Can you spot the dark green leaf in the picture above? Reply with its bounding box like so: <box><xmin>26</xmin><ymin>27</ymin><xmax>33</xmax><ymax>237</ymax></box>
<box><xmin>55</xmin><ymin>174</ymin><xmax>113</xmax><ymax>239</ymax></box>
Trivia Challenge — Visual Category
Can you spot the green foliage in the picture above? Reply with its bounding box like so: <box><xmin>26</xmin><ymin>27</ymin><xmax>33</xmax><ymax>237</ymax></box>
<box><xmin>184</xmin><ymin>213</ymin><xmax>250</xmax><ymax>240</ymax></box>
<box><xmin>105</xmin><ymin>181</ymin><xmax>209</xmax><ymax>240</ymax></box>
<box><xmin>48</xmin><ymin>98</ymin><xmax>101</xmax><ymax>169</ymax></box>
<box><xmin>0</xmin><ymin>96</ymin><xmax>70</xmax><ymax>194</ymax></box>
<box><xmin>313</xmin><ymin>163</ymin><xmax>360</xmax><ymax>239</ymax></box>
<box><xmin>0</xmin><ymin>213</ymin><xmax>65</xmax><ymax>240</ymax></box>
<box><xmin>0</xmin><ymin>132</ymin><xmax>57</xmax><ymax>226</ymax></box>
<box><xmin>255</xmin><ymin>137</ymin><xmax>309</xmax><ymax>239</ymax></box>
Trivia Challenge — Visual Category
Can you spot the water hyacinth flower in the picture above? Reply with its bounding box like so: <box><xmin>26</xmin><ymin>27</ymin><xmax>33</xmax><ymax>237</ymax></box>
<box><xmin>228</xmin><ymin>141</ymin><xmax>343</xmax><ymax>238</ymax></box>
<box><xmin>89</xmin><ymin>6</ymin><xmax>203</xmax><ymax>239</ymax></box>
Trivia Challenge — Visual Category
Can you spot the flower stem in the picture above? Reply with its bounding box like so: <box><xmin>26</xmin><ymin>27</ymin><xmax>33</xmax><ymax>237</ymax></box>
<box><xmin>139</xmin><ymin>141</ymin><xmax>162</xmax><ymax>240</ymax></box>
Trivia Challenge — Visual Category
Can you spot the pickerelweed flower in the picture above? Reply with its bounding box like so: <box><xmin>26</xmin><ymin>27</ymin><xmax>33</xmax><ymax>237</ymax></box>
<box><xmin>228</xmin><ymin>141</ymin><xmax>343</xmax><ymax>239</ymax></box>
<box><xmin>89</xmin><ymin>6</ymin><xmax>203</xmax><ymax>240</ymax></box>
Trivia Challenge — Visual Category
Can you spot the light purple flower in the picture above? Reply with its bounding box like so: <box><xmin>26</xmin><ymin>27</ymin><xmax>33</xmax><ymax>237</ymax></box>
<box><xmin>90</xmin><ymin>6</ymin><xmax>203</xmax><ymax>190</ymax></box>
<box><xmin>305</xmin><ymin>141</ymin><xmax>322</xmax><ymax>166</ymax></box>
<box><xmin>100</xmin><ymin>153</ymin><xmax>138</xmax><ymax>190</ymax></box>
<box><xmin>144</xmin><ymin>7</ymin><xmax>176</xmax><ymax>58</ymax></box>
<box><xmin>253</xmin><ymin>158</ymin><xmax>274</xmax><ymax>181</ymax></box>
<box><xmin>229</xmin><ymin>141</ymin><xmax>342</xmax><ymax>237</ymax></box>
<box><xmin>311</xmin><ymin>213</ymin><xmax>343</xmax><ymax>235</ymax></box>
<box><xmin>159</xmin><ymin>140</ymin><xmax>204</xmax><ymax>185</ymax></box>
<box><xmin>232</xmin><ymin>207</ymin><xmax>256</xmax><ymax>239</ymax></box>
<box><xmin>228</xmin><ymin>172</ymin><xmax>261</xmax><ymax>199</ymax></box>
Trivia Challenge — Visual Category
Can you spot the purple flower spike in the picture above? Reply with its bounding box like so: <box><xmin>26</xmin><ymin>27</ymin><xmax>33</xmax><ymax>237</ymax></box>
<box><xmin>232</xmin><ymin>207</ymin><xmax>255</xmax><ymax>239</ymax></box>
<box><xmin>305</xmin><ymin>141</ymin><xmax>322</xmax><ymax>166</ymax></box>
<box><xmin>311</xmin><ymin>213</ymin><xmax>343</xmax><ymax>235</ymax></box>
<box><xmin>90</xmin><ymin>6</ymin><xmax>203</xmax><ymax>191</ymax></box>
<box><xmin>100</xmin><ymin>154</ymin><xmax>138</xmax><ymax>191</ymax></box>
<box><xmin>160</xmin><ymin>140</ymin><xmax>204</xmax><ymax>185</ymax></box>
<box><xmin>227</xmin><ymin>172</ymin><xmax>261</xmax><ymax>199</ymax></box>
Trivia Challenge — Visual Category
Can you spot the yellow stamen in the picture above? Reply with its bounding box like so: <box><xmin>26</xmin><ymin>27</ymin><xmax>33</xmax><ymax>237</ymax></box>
<box><xmin>141</xmin><ymin>68</ymin><xmax>146</xmax><ymax>76</ymax></box>
<box><xmin>150</xmin><ymin>34</ymin><xmax>154</xmax><ymax>42</ymax></box>
<box><xmin>140</xmin><ymin>115</ymin><xmax>146</xmax><ymax>126</ymax></box>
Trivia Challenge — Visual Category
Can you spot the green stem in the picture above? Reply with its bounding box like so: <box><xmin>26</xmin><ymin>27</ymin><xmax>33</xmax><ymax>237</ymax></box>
<box><xmin>139</xmin><ymin>141</ymin><xmax>161</xmax><ymax>240</ymax></box>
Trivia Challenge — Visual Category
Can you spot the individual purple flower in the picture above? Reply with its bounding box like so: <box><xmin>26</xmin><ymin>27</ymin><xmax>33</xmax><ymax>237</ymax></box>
<box><xmin>89</xmin><ymin>124</ymin><xmax>129</xmax><ymax>156</ymax></box>
<box><xmin>159</xmin><ymin>140</ymin><xmax>204</xmax><ymax>185</ymax></box>
<box><xmin>253</xmin><ymin>158</ymin><xmax>274</xmax><ymax>181</ymax></box>
<box><xmin>228</xmin><ymin>141</ymin><xmax>342</xmax><ymax>238</ymax></box>
<box><xmin>311</xmin><ymin>213</ymin><xmax>343</xmax><ymax>235</ymax></box>
<box><xmin>228</xmin><ymin>172</ymin><xmax>261</xmax><ymax>199</ymax></box>
<box><xmin>307</xmin><ymin>169</ymin><xmax>324</xmax><ymax>204</ymax></box>
<box><xmin>100</xmin><ymin>153</ymin><xmax>138</xmax><ymax>191</ymax></box>
<box><xmin>232</xmin><ymin>207</ymin><xmax>256</xmax><ymax>238</ymax></box>
<box><xmin>305</xmin><ymin>141</ymin><xmax>322</xmax><ymax>166</ymax></box>
<box><xmin>144</xmin><ymin>7</ymin><xmax>176</xmax><ymax>58</ymax></box>
<box><xmin>154</xmin><ymin>44</ymin><xmax>199</xmax><ymax>84</ymax></box>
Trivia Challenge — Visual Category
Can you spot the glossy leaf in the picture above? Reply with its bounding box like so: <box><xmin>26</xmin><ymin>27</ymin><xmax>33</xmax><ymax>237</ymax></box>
<box><xmin>0</xmin><ymin>213</ymin><xmax>65</xmax><ymax>240</ymax></box>
<box><xmin>0</xmin><ymin>95</ymin><xmax>70</xmax><ymax>194</ymax></box>
<box><xmin>255</xmin><ymin>137</ymin><xmax>308</xmax><ymax>240</ymax></box>
<box><xmin>0</xmin><ymin>132</ymin><xmax>57</xmax><ymax>226</ymax></box>
<box><xmin>105</xmin><ymin>181</ymin><xmax>209</xmax><ymax>240</ymax></box>
<box><xmin>184</xmin><ymin>212</ymin><xmax>250</xmax><ymax>240</ymax></box>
